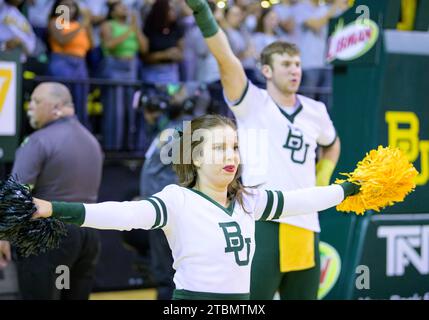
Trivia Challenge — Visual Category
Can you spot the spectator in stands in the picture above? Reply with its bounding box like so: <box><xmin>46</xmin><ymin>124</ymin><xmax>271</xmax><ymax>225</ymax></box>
<box><xmin>0</xmin><ymin>0</ymin><xmax>36</xmax><ymax>61</ymax></box>
<box><xmin>251</xmin><ymin>7</ymin><xmax>281</xmax><ymax>85</ymax></box>
<box><xmin>183</xmin><ymin>1</ymin><xmax>232</xmax><ymax>117</ymax></box>
<box><xmin>47</xmin><ymin>0</ymin><xmax>94</xmax><ymax>127</ymax></box>
<box><xmin>294</xmin><ymin>0</ymin><xmax>348</xmax><ymax>110</ymax></box>
<box><xmin>99</xmin><ymin>0</ymin><xmax>148</xmax><ymax>151</ymax></box>
<box><xmin>140</xmin><ymin>0</ymin><xmax>156</xmax><ymax>22</ymax></box>
<box><xmin>80</xmin><ymin>0</ymin><xmax>109</xmax><ymax>77</ymax></box>
<box><xmin>273</xmin><ymin>0</ymin><xmax>298</xmax><ymax>45</ymax></box>
<box><xmin>121</xmin><ymin>0</ymin><xmax>146</xmax><ymax>25</ymax></box>
<box><xmin>186</xmin><ymin>0</ymin><xmax>220</xmax><ymax>84</ymax></box>
<box><xmin>141</xmin><ymin>0</ymin><xmax>184</xmax><ymax>84</ymax></box>
<box><xmin>177</xmin><ymin>0</ymin><xmax>196</xmax><ymax>81</ymax></box>
<box><xmin>222</xmin><ymin>5</ymin><xmax>256</xmax><ymax>82</ymax></box>
<box><xmin>27</xmin><ymin>0</ymin><xmax>54</xmax><ymax>52</ymax></box>
<box><xmin>242</xmin><ymin>1</ymin><xmax>262</xmax><ymax>33</ymax></box>
<box><xmin>252</xmin><ymin>8</ymin><xmax>280</xmax><ymax>58</ymax></box>
<box><xmin>234</xmin><ymin>0</ymin><xmax>251</xmax><ymax>11</ymax></box>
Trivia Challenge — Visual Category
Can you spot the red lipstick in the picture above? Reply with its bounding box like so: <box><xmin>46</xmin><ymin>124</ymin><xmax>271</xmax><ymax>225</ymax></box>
<box><xmin>223</xmin><ymin>165</ymin><xmax>236</xmax><ymax>173</ymax></box>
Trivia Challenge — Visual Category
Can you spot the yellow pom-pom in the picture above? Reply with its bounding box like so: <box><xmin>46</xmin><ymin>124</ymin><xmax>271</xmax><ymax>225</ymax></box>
<box><xmin>335</xmin><ymin>146</ymin><xmax>418</xmax><ymax>215</ymax></box>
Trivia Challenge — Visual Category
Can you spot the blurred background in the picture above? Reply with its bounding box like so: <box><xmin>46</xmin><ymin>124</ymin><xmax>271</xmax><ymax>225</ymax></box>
<box><xmin>0</xmin><ymin>0</ymin><xmax>428</xmax><ymax>300</ymax></box>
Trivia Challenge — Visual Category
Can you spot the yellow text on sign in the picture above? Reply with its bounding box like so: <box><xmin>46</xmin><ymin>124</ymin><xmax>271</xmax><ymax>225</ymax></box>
<box><xmin>386</xmin><ymin>111</ymin><xmax>428</xmax><ymax>186</ymax></box>
<box><xmin>0</xmin><ymin>68</ymin><xmax>13</xmax><ymax>113</ymax></box>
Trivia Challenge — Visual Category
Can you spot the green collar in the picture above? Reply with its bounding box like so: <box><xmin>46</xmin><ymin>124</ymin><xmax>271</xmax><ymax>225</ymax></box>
<box><xmin>188</xmin><ymin>188</ymin><xmax>235</xmax><ymax>217</ymax></box>
<box><xmin>275</xmin><ymin>99</ymin><xmax>303</xmax><ymax>123</ymax></box>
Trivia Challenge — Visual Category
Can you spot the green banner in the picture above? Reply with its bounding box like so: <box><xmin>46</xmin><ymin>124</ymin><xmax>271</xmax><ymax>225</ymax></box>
<box><xmin>320</xmin><ymin>1</ymin><xmax>429</xmax><ymax>299</ymax></box>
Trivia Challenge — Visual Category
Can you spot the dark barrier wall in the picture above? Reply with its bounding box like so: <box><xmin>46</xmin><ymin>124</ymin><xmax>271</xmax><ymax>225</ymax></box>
<box><xmin>319</xmin><ymin>0</ymin><xmax>429</xmax><ymax>300</ymax></box>
<box><xmin>93</xmin><ymin>161</ymin><xmax>155</xmax><ymax>291</ymax></box>
<box><xmin>415</xmin><ymin>0</ymin><xmax>429</xmax><ymax>31</ymax></box>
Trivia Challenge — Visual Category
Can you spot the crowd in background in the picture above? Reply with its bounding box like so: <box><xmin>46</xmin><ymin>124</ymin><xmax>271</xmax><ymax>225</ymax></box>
<box><xmin>0</xmin><ymin>0</ymin><xmax>419</xmax><ymax>153</ymax></box>
<box><xmin>0</xmin><ymin>0</ymin><xmax>425</xmax><ymax>300</ymax></box>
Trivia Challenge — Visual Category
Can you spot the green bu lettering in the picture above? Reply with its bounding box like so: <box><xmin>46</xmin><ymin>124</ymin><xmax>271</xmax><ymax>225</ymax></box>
<box><xmin>283</xmin><ymin>126</ymin><xmax>309</xmax><ymax>164</ymax></box>
<box><xmin>218</xmin><ymin>222</ymin><xmax>251</xmax><ymax>266</ymax></box>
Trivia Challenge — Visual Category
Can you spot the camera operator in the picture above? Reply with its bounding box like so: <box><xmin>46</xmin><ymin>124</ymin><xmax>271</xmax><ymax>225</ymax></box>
<box><xmin>134</xmin><ymin>86</ymin><xmax>170</xmax><ymax>155</ymax></box>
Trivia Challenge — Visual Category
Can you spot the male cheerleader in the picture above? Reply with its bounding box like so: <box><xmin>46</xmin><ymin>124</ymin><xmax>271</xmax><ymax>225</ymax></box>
<box><xmin>185</xmin><ymin>0</ymin><xmax>340</xmax><ymax>299</ymax></box>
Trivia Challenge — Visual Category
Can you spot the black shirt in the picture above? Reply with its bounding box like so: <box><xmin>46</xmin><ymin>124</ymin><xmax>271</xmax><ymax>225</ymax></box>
<box><xmin>144</xmin><ymin>22</ymin><xmax>184</xmax><ymax>53</ymax></box>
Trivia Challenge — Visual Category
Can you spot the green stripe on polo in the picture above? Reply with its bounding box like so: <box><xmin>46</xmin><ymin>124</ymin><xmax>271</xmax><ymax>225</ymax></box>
<box><xmin>273</xmin><ymin>191</ymin><xmax>285</xmax><ymax>220</ymax></box>
<box><xmin>260</xmin><ymin>190</ymin><xmax>274</xmax><ymax>221</ymax></box>
<box><xmin>152</xmin><ymin>196</ymin><xmax>167</xmax><ymax>229</ymax></box>
<box><xmin>147</xmin><ymin>197</ymin><xmax>161</xmax><ymax>229</ymax></box>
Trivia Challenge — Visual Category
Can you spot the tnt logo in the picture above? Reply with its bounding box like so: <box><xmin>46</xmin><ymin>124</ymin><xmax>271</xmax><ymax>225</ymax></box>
<box><xmin>385</xmin><ymin>111</ymin><xmax>428</xmax><ymax>185</ymax></box>
<box><xmin>377</xmin><ymin>225</ymin><xmax>429</xmax><ymax>276</ymax></box>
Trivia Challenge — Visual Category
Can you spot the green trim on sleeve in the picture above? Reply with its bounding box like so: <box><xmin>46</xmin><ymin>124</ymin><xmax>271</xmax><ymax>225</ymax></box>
<box><xmin>146</xmin><ymin>197</ymin><xmax>161</xmax><ymax>229</ymax></box>
<box><xmin>259</xmin><ymin>190</ymin><xmax>274</xmax><ymax>221</ymax></box>
<box><xmin>152</xmin><ymin>196</ymin><xmax>168</xmax><ymax>229</ymax></box>
<box><xmin>318</xmin><ymin>131</ymin><xmax>338</xmax><ymax>148</ymax></box>
<box><xmin>231</xmin><ymin>80</ymin><xmax>250</xmax><ymax>107</ymax></box>
<box><xmin>51</xmin><ymin>201</ymin><xmax>85</xmax><ymax>226</ymax></box>
<box><xmin>272</xmin><ymin>191</ymin><xmax>285</xmax><ymax>220</ymax></box>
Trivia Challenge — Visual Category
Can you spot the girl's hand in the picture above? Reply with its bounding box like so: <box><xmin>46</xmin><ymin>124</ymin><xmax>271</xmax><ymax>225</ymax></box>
<box><xmin>32</xmin><ymin>198</ymin><xmax>53</xmax><ymax>219</ymax></box>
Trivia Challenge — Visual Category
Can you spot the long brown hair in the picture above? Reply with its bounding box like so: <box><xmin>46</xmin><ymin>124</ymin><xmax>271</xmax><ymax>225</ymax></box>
<box><xmin>172</xmin><ymin>114</ymin><xmax>252</xmax><ymax>213</ymax></box>
<box><xmin>144</xmin><ymin>0</ymin><xmax>175</xmax><ymax>34</ymax></box>
<box><xmin>255</xmin><ymin>8</ymin><xmax>274</xmax><ymax>34</ymax></box>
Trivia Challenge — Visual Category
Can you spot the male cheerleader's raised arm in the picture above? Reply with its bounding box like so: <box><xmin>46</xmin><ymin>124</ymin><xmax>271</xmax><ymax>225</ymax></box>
<box><xmin>254</xmin><ymin>182</ymin><xmax>360</xmax><ymax>221</ymax></box>
<box><xmin>185</xmin><ymin>0</ymin><xmax>247</xmax><ymax>102</ymax></box>
<box><xmin>32</xmin><ymin>197</ymin><xmax>169</xmax><ymax>231</ymax></box>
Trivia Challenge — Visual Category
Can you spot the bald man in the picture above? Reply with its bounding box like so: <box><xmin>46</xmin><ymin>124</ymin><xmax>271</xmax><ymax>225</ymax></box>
<box><xmin>0</xmin><ymin>82</ymin><xmax>104</xmax><ymax>299</ymax></box>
